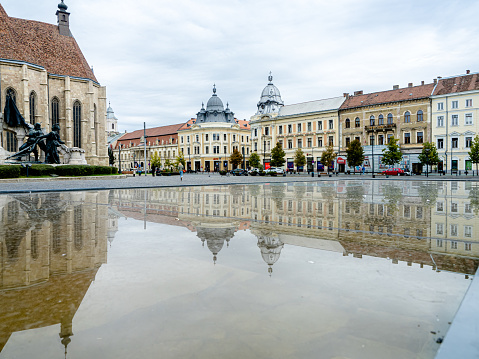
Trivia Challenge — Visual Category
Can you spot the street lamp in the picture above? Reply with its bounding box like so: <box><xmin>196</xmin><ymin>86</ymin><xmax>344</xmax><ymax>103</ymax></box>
<box><xmin>371</xmin><ymin>135</ymin><xmax>375</xmax><ymax>178</ymax></box>
<box><xmin>118</xmin><ymin>144</ymin><xmax>122</xmax><ymax>174</ymax></box>
<box><xmin>425</xmin><ymin>148</ymin><xmax>430</xmax><ymax>177</ymax></box>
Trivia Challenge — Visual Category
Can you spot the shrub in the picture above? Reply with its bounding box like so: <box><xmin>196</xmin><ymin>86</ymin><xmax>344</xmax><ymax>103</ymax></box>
<box><xmin>259</xmin><ymin>171</ymin><xmax>266</xmax><ymax>176</ymax></box>
<box><xmin>93</xmin><ymin>166</ymin><xmax>116</xmax><ymax>175</ymax></box>
<box><xmin>22</xmin><ymin>164</ymin><xmax>55</xmax><ymax>177</ymax></box>
<box><xmin>55</xmin><ymin>165</ymin><xmax>94</xmax><ymax>176</ymax></box>
<box><xmin>0</xmin><ymin>165</ymin><xmax>21</xmax><ymax>178</ymax></box>
<box><xmin>219</xmin><ymin>170</ymin><xmax>227</xmax><ymax>176</ymax></box>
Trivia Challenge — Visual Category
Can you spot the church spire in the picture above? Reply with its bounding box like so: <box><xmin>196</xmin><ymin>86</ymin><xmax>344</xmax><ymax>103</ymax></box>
<box><xmin>56</xmin><ymin>0</ymin><xmax>71</xmax><ymax>37</ymax></box>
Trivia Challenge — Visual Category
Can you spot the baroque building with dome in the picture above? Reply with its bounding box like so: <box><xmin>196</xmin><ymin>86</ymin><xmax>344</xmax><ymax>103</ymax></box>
<box><xmin>250</xmin><ymin>74</ymin><xmax>345</xmax><ymax>171</ymax></box>
<box><xmin>178</xmin><ymin>85</ymin><xmax>250</xmax><ymax>172</ymax></box>
<box><xmin>0</xmin><ymin>2</ymin><xmax>108</xmax><ymax>165</ymax></box>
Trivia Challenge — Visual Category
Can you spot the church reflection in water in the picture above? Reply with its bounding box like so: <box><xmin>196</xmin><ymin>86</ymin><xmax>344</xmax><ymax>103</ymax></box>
<box><xmin>1</xmin><ymin>180</ymin><xmax>478</xmax><ymax>355</ymax></box>
<box><xmin>0</xmin><ymin>191</ymin><xmax>112</xmax><ymax>355</ymax></box>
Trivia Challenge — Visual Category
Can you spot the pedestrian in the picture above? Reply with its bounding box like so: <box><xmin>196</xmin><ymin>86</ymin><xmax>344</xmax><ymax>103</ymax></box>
<box><xmin>362</xmin><ymin>166</ymin><xmax>365</xmax><ymax>175</ymax></box>
<box><xmin>180</xmin><ymin>169</ymin><xmax>183</xmax><ymax>181</ymax></box>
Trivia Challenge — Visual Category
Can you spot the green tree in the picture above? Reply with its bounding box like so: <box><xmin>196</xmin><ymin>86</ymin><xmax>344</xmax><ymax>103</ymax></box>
<box><xmin>468</xmin><ymin>135</ymin><xmax>479</xmax><ymax>175</ymax></box>
<box><xmin>270</xmin><ymin>142</ymin><xmax>286</xmax><ymax>168</ymax></box>
<box><xmin>345</xmin><ymin>139</ymin><xmax>364</xmax><ymax>174</ymax></box>
<box><xmin>150</xmin><ymin>151</ymin><xmax>161</xmax><ymax>170</ymax></box>
<box><xmin>382</xmin><ymin>137</ymin><xmax>402</xmax><ymax>167</ymax></box>
<box><xmin>468</xmin><ymin>184</ymin><xmax>479</xmax><ymax>215</ymax></box>
<box><xmin>320</xmin><ymin>145</ymin><xmax>337</xmax><ymax>174</ymax></box>
<box><xmin>249</xmin><ymin>152</ymin><xmax>261</xmax><ymax>169</ymax></box>
<box><xmin>418</xmin><ymin>142</ymin><xmax>440</xmax><ymax>175</ymax></box>
<box><xmin>108</xmin><ymin>146</ymin><xmax>115</xmax><ymax>166</ymax></box>
<box><xmin>164</xmin><ymin>159</ymin><xmax>173</xmax><ymax>171</ymax></box>
<box><xmin>175</xmin><ymin>152</ymin><xmax>186</xmax><ymax>170</ymax></box>
<box><xmin>294</xmin><ymin>148</ymin><xmax>306</xmax><ymax>171</ymax></box>
<box><xmin>229</xmin><ymin>148</ymin><xmax>243</xmax><ymax>168</ymax></box>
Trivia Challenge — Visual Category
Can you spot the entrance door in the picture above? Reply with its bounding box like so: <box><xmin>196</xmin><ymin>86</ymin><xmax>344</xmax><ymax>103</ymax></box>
<box><xmin>195</xmin><ymin>161</ymin><xmax>201</xmax><ymax>172</ymax></box>
<box><xmin>205</xmin><ymin>161</ymin><xmax>210</xmax><ymax>172</ymax></box>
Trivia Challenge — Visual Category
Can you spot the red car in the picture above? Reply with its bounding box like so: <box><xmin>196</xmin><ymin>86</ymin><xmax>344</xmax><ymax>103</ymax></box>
<box><xmin>382</xmin><ymin>168</ymin><xmax>404</xmax><ymax>176</ymax></box>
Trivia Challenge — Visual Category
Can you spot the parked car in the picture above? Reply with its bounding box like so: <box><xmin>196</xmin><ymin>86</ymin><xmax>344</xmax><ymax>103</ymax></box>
<box><xmin>382</xmin><ymin>168</ymin><xmax>405</xmax><ymax>176</ymax></box>
<box><xmin>231</xmin><ymin>168</ymin><xmax>248</xmax><ymax>176</ymax></box>
<box><xmin>268</xmin><ymin>167</ymin><xmax>284</xmax><ymax>174</ymax></box>
<box><xmin>248</xmin><ymin>168</ymin><xmax>260</xmax><ymax>174</ymax></box>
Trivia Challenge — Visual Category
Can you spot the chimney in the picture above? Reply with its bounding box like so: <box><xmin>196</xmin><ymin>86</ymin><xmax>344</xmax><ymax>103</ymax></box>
<box><xmin>343</xmin><ymin>93</ymin><xmax>349</xmax><ymax>98</ymax></box>
<box><xmin>354</xmin><ymin>90</ymin><xmax>363</xmax><ymax>96</ymax></box>
<box><xmin>433</xmin><ymin>79</ymin><xmax>437</xmax><ymax>85</ymax></box>
<box><xmin>56</xmin><ymin>1</ymin><xmax>71</xmax><ymax>37</ymax></box>
<box><xmin>393</xmin><ymin>85</ymin><xmax>399</xmax><ymax>90</ymax></box>
<box><xmin>421</xmin><ymin>81</ymin><xmax>424</xmax><ymax>85</ymax></box>
<box><xmin>466</xmin><ymin>70</ymin><xmax>471</xmax><ymax>74</ymax></box>
<box><xmin>408</xmin><ymin>83</ymin><xmax>413</xmax><ymax>87</ymax></box>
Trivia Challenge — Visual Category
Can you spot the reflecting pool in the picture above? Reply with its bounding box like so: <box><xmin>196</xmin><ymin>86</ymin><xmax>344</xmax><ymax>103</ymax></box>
<box><xmin>1</xmin><ymin>180</ymin><xmax>478</xmax><ymax>359</ymax></box>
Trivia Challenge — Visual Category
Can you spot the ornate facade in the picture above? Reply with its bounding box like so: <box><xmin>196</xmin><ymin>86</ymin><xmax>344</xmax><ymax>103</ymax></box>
<box><xmin>0</xmin><ymin>2</ymin><xmax>107</xmax><ymax>165</ymax></box>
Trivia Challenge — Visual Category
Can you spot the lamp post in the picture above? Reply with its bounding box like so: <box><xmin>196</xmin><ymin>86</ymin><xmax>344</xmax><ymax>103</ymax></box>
<box><xmin>371</xmin><ymin>135</ymin><xmax>375</xmax><ymax>178</ymax></box>
<box><xmin>263</xmin><ymin>139</ymin><xmax>266</xmax><ymax>169</ymax></box>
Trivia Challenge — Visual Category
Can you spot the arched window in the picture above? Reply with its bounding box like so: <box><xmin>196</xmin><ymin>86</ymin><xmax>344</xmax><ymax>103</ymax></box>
<box><xmin>73</xmin><ymin>100</ymin><xmax>82</xmax><ymax>148</ymax></box>
<box><xmin>378</xmin><ymin>114</ymin><xmax>384</xmax><ymax>125</ymax></box>
<box><xmin>417</xmin><ymin>110</ymin><xmax>423</xmax><ymax>122</ymax></box>
<box><xmin>51</xmin><ymin>98</ymin><xmax>60</xmax><ymax>126</ymax></box>
<box><xmin>29</xmin><ymin>91</ymin><xmax>36</xmax><ymax>124</ymax></box>
<box><xmin>370</xmin><ymin>115</ymin><xmax>375</xmax><ymax>126</ymax></box>
<box><xmin>6</xmin><ymin>88</ymin><xmax>16</xmax><ymax>103</ymax></box>
<box><xmin>345</xmin><ymin>118</ymin><xmax>350</xmax><ymax>128</ymax></box>
<box><xmin>387</xmin><ymin>113</ymin><xmax>393</xmax><ymax>124</ymax></box>
<box><xmin>355</xmin><ymin>117</ymin><xmax>360</xmax><ymax>127</ymax></box>
<box><xmin>404</xmin><ymin>111</ymin><xmax>411</xmax><ymax>123</ymax></box>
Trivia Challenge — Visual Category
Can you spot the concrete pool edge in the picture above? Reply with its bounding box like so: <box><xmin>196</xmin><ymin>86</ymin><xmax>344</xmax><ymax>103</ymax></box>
<box><xmin>435</xmin><ymin>267</ymin><xmax>479</xmax><ymax>359</ymax></box>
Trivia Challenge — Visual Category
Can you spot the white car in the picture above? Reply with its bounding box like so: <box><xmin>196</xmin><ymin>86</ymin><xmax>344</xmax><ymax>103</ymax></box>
<box><xmin>269</xmin><ymin>167</ymin><xmax>284</xmax><ymax>174</ymax></box>
<box><xmin>248</xmin><ymin>168</ymin><xmax>260</xmax><ymax>173</ymax></box>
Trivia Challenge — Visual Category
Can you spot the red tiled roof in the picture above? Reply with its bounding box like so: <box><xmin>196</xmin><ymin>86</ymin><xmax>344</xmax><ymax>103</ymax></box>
<box><xmin>340</xmin><ymin>83</ymin><xmax>435</xmax><ymax>110</ymax></box>
<box><xmin>0</xmin><ymin>5</ymin><xmax>97</xmax><ymax>82</ymax></box>
<box><xmin>178</xmin><ymin>118</ymin><xmax>196</xmax><ymax>131</ymax></box>
<box><xmin>433</xmin><ymin>73</ymin><xmax>479</xmax><ymax>96</ymax></box>
<box><xmin>120</xmin><ymin>123</ymin><xmax>185</xmax><ymax>141</ymax></box>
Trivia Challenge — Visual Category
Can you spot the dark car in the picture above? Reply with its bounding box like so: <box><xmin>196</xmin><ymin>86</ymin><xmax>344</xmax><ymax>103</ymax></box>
<box><xmin>231</xmin><ymin>169</ymin><xmax>248</xmax><ymax>176</ymax></box>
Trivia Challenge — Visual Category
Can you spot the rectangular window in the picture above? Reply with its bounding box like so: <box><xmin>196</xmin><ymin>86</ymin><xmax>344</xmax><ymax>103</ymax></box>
<box><xmin>298</xmin><ymin>139</ymin><xmax>302</xmax><ymax>148</ymax></box>
<box><xmin>437</xmin><ymin>102</ymin><xmax>444</xmax><ymax>110</ymax></box>
<box><xmin>466</xmin><ymin>99</ymin><xmax>473</xmax><ymax>107</ymax></box>
<box><xmin>466</xmin><ymin>137</ymin><xmax>472</xmax><ymax>148</ymax></box>
<box><xmin>450</xmin><ymin>224</ymin><xmax>458</xmax><ymax>237</ymax></box>
<box><xmin>205</xmin><ymin>134</ymin><xmax>209</xmax><ymax>141</ymax></box>
<box><xmin>416</xmin><ymin>207</ymin><xmax>423</xmax><ymax>219</ymax></box>
<box><xmin>437</xmin><ymin>202</ymin><xmax>444</xmax><ymax>211</ymax></box>
<box><xmin>254</xmin><ymin>128</ymin><xmax>257</xmax><ymax>137</ymax></box>
<box><xmin>465</xmin><ymin>203</ymin><xmax>472</xmax><ymax>213</ymax></box>
<box><xmin>328</xmin><ymin>136</ymin><xmax>333</xmax><ymax>146</ymax></box>
<box><xmin>318</xmin><ymin>138</ymin><xmax>323</xmax><ymax>147</ymax></box>
<box><xmin>278</xmin><ymin>125</ymin><xmax>283</xmax><ymax>134</ymax></box>
<box><xmin>187</xmin><ymin>135</ymin><xmax>190</xmax><ymax>143</ymax></box>
<box><xmin>233</xmin><ymin>134</ymin><xmax>236</xmax><ymax>142</ymax></box>
<box><xmin>196</xmin><ymin>135</ymin><xmax>199</xmax><ymax>142</ymax></box>
<box><xmin>307</xmin><ymin>122</ymin><xmax>312</xmax><ymax>132</ymax></box>
<box><xmin>465</xmin><ymin>113</ymin><xmax>473</xmax><ymax>125</ymax></box>
<box><xmin>288</xmin><ymin>140</ymin><xmax>293</xmax><ymax>149</ymax></box>
<box><xmin>288</xmin><ymin>124</ymin><xmax>292</xmax><ymax>133</ymax></box>
<box><xmin>297</xmin><ymin>124</ymin><xmax>302</xmax><ymax>132</ymax></box>
<box><xmin>224</xmin><ymin>134</ymin><xmax>227</xmax><ymax>141</ymax></box>
<box><xmin>264</xmin><ymin>127</ymin><xmax>269</xmax><ymax>136</ymax></box>
<box><xmin>307</xmin><ymin>138</ymin><xmax>312</xmax><ymax>147</ymax></box>
<box><xmin>437</xmin><ymin>239</ymin><xmax>443</xmax><ymax>247</ymax></box>
<box><xmin>329</xmin><ymin>120</ymin><xmax>333</xmax><ymax>129</ymax></box>
<box><xmin>404</xmin><ymin>133</ymin><xmax>410</xmax><ymax>144</ymax></box>
<box><xmin>378</xmin><ymin>135</ymin><xmax>384</xmax><ymax>145</ymax></box>
<box><xmin>318</xmin><ymin>121</ymin><xmax>322</xmax><ymax>130</ymax></box>
<box><xmin>417</xmin><ymin>132</ymin><xmax>423</xmax><ymax>143</ymax></box>
<box><xmin>437</xmin><ymin>138</ymin><xmax>444</xmax><ymax>149</ymax></box>
<box><xmin>452</xmin><ymin>138</ymin><xmax>458</xmax><ymax>149</ymax></box>
<box><xmin>181</xmin><ymin>136</ymin><xmax>184</xmax><ymax>144</ymax></box>
<box><xmin>404</xmin><ymin>205</ymin><xmax>410</xmax><ymax>218</ymax></box>
<box><xmin>451</xmin><ymin>202</ymin><xmax>458</xmax><ymax>212</ymax></box>
<box><xmin>370</xmin><ymin>135</ymin><xmax>374</xmax><ymax>145</ymax></box>
<box><xmin>224</xmin><ymin>146</ymin><xmax>227</xmax><ymax>153</ymax></box>
<box><xmin>451</xmin><ymin>100</ymin><xmax>458</xmax><ymax>109</ymax></box>
<box><xmin>205</xmin><ymin>146</ymin><xmax>209</xmax><ymax>154</ymax></box>
<box><xmin>436</xmin><ymin>223</ymin><xmax>443</xmax><ymax>235</ymax></box>
<box><xmin>451</xmin><ymin>241</ymin><xmax>458</xmax><ymax>249</ymax></box>
<box><xmin>452</xmin><ymin>114</ymin><xmax>458</xmax><ymax>126</ymax></box>
<box><xmin>437</xmin><ymin>116</ymin><xmax>444</xmax><ymax>127</ymax></box>
<box><xmin>465</xmin><ymin>226</ymin><xmax>472</xmax><ymax>238</ymax></box>
<box><xmin>465</xmin><ymin>243</ymin><xmax>472</xmax><ymax>251</ymax></box>
<box><xmin>345</xmin><ymin>137</ymin><xmax>350</xmax><ymax>147</ymax></box>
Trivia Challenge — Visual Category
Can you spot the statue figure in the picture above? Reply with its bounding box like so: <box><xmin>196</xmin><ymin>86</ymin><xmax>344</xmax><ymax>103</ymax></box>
<box><xmin>7</xmin><ymin>123</ymin><xmax>46</xmax><ymax>162</ymax></box>
<box><xmin>44</xmin><ymin>124</ymin><xmax>65</xmax><ymax>164</ymax></box>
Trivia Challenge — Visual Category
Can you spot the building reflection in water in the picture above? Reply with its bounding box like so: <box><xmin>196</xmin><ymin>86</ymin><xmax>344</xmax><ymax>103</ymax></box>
<box><xmin>110</xmin><ymin>181</ymin><xmax>479</xmax><ymax>276</ymax></box>
<box><xmin>0</xmin><ymin>191</ymin><xmax>111</xmax><ymax>356</ymax></box>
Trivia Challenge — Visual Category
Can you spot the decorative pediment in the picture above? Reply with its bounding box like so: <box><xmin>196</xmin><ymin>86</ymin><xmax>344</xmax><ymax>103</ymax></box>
<box><xmin>464</xmin><ymin>130</ymin><xmax>476</xmax><ymax>136</ymax></box>
<box><xmin>449</xmin><ymin>131</ymin><xmax>461</xmax><ymax>136</ymax></box>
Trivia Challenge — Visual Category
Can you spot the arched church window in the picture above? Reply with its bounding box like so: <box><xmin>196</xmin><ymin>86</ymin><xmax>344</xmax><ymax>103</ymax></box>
<box><xmin>417</xmin><ymin>110</ymin><xmax>423</xmax><ymax>122</ymax></box>
<box><xmin>404</xmin><ymin>111</ymin><xmax>411</xmax><ymax>123</ymax></box>
<box><xmin>378</xmin><ymin>114</ymin><xmax>384</xmax><ymax>125</ymax></box>
<box><xmin>73</xmin><ymin>100</ymin><xmax>82</xmax><ymax>148</ymax></box>
<box><xmin>29</xmin><ymin>91</ymin><xmax>36</xmax><ymax>124</ymax></box>
<box><xmin>355</xmin><ymin>117</ymin><xmax>360</xmax><ymax>127</ymax></box>
<box><xmin>51</xmin><ymin>97</ymin><xmax>60</xmax><ymax>126</ymax></box>
<box><xmin>370</xmin><ymin>115</ymin><xmax>375</xmax><ymax>126</ymax></box>
<box><xmin>387</xmin><ymin>113</ymin><xmax>393</xmax><ymax>124</ymax></box>
<box><xmin>345</xmin><ymin>118</ymin><xmax>350</xmax><ymax>128</ymax></box>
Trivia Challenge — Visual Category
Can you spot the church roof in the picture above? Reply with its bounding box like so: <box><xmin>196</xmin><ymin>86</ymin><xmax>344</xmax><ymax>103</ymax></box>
<box><xmin>0</xmin><ymin>4</ymin><xmax>97</xmax><ymax>82</ymax></box>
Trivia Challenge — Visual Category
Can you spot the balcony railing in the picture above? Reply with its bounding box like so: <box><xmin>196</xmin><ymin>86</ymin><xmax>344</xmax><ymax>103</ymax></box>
<box><xmin>365</xmin><ymin>123</ymin><xmax>396</xmax><ymax>131</ymax></box>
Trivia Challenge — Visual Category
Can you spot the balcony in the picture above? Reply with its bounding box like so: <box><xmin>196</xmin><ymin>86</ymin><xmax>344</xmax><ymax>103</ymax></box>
<box><xmin>365</xmin><ymin>123</ymin><xmax>396</xmax><ymax>132</ymax></box>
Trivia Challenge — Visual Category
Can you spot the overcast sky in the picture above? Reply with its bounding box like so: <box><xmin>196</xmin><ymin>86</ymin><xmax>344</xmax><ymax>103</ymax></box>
<box><xmin>3</xmin><ymin>0</ymin><xmax>479</xmax><ymax>132</ymax></box>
